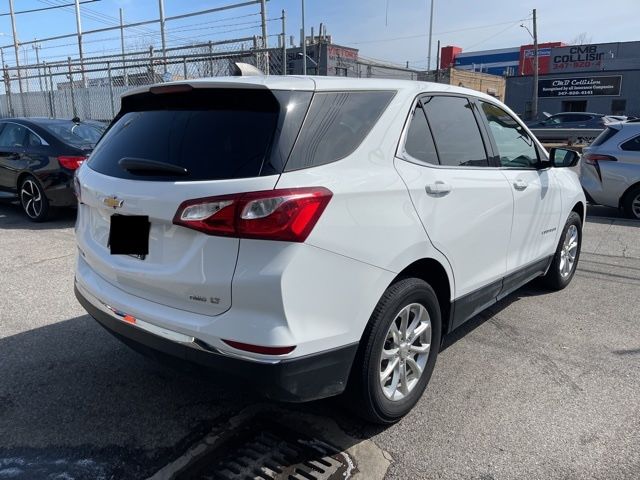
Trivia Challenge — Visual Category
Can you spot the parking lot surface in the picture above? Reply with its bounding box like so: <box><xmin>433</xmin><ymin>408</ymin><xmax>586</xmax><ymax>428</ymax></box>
<box><xmin>1</xmin><ymin>201</ymin><xmax>639</xmax><ymax>479</ymax></box>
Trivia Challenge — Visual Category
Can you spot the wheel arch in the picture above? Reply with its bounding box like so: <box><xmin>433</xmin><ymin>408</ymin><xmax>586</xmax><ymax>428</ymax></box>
<box><xmin>571</xmin><ymin>200</ymin><xmax>586</xmax><ymax>225</ymax></box>
<box><xmin>619</xmin><ymin>181</ymin><xmax>640</xmax><ymax>209</ymax></box>
<box><xmin>392</xmin><ymin>258</ymin><xmax>453</xmax><ymax>336</ymax></box>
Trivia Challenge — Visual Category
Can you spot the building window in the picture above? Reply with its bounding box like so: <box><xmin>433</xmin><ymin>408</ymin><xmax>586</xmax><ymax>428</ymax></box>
<box><xmin>561</xmin><ymin>100</ymin><xmax>587</xmax><ymax>112</ymax></box>
<box><xmin>611</xmin><ymin>99</ymin><xmax>626</xmax><ymax>115</ymax></box>
<box><xmin>335</xmin><ymin>67</ymin><xmax>348</xmax><ymax>77</ymax></box>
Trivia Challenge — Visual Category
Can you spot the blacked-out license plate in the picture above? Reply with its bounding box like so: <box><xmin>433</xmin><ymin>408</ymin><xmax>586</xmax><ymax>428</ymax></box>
<box><xmin>108</xmin><ymin>215</ymin><xmax>150</xmax><ymax>257</ymax></box>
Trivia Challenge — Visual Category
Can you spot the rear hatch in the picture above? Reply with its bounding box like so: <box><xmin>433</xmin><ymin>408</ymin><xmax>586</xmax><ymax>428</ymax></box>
<box><xmin>76</xmin><ymin>84</ymin><xmax>313</xmax><ymax>316</ymax></box>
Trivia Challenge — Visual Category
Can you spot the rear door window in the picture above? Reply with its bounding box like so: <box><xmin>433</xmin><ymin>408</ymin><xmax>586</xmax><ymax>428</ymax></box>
<box><xmin>88</xmin><ymin>88</ymin><xmax>312</xmax><ymax>181</ymax></box>
<box><xmin>422</xmin><ymin>96</ymin><xmax>489</xmax><ymax>167</ymax></box>
<box><xmin>285</xmin><ymin>91</ymin><xmax>395</xmax><ymax>171</ymax></box>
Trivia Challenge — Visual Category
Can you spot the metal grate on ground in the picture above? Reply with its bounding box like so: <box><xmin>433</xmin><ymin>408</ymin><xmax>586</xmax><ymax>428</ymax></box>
<box><xmin>175</xmin><ymin>417</ymin><xmax>355</xmax><ymax>480</ymax></box>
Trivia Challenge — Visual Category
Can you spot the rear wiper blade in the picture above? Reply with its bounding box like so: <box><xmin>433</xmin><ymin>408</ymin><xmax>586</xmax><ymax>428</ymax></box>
<box><xmin>118</xmin><ymin>157</ymin><xmax>188</xmax><ymax>176</ymax></box>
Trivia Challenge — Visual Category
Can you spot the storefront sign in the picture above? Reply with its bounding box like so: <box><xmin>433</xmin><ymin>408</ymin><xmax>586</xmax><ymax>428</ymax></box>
<box><xmin>550</xmin><ymin>44</ymin><xmax>614</xmax><ymax>72</ymax></box>
<box><xmin>538</xmin><ymin>75</ymin><xmax>622</xmax><ymax>97</ymax></box>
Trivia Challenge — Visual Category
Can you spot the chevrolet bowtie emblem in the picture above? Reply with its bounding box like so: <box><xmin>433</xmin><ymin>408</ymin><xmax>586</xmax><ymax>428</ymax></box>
<box><xmin>103</xmin><ymin>196</ymin><xmax>124</xmax><ymax>209</ymax></box>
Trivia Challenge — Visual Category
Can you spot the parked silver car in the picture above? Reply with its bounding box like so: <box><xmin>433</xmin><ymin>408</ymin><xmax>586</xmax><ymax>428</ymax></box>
<box><xmin>581</xmin><ymin>120</ymin><xmax>640</xmax><ymax>219</ymax></box>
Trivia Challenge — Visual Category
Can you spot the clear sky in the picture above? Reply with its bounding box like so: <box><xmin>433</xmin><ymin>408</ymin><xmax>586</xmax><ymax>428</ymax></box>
<box><xmin>1</xmin><ymin>0</ymin><xmax>639</xmax><ymax>69</ymax></box>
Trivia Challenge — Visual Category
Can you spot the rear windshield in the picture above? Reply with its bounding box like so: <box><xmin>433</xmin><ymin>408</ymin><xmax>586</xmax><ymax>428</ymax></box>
<box><xmin>590</xmin><ymin>127</ymin><xmax>618</xmax><ymax>147</ymax></box>
<box><xmin>88</xmin><ymin>88</ymin><xmax>312</xmax><ymax>181</ymax></box>
<box><xmin>43</xmin><ymin>122</ymin><xmax>104</xmax><ymax>147</ymax></box>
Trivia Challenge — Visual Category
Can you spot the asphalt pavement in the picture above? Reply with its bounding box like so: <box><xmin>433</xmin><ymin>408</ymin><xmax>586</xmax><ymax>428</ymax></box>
<box><xmin>0</xmin><ymin>201</ymin><xmax>638</xmax><ymax>480</ymax></box>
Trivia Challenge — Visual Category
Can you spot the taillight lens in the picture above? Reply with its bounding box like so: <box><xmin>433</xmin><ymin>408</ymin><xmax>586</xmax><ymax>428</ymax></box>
<box><xmin>583</xmin><ymin>153</ymin><xmax>617</xmax><ymax>165</ymax></box>
<box><xmin>222</xmin><ymin>339</ymin><xmax>295</xmax><ymax>355</ymax></box>
<box><xmin>583</xmin><ymin>153</ymin><xmax>616</xmax><ymax>181</ymax></box>
<box><xmin>173</xmin><ymin>187</ymin><xmax>333</xmax><ymax>242</ymax></box>
<box><xmin>73</xmin><ymin>172</ymin><xmax>82</xmax><ymax>202</ymax></box>
<box><xmin>58</xmin><ymin>155</ymin><xmax>87</xmax><ymax>170</ymax></box>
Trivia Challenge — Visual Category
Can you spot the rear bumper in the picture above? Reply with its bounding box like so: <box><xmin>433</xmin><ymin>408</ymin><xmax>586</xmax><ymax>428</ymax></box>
<box><xmin>75</xmin><ymin>283</ymin><xmax>358</xmax><ymax>403</ymax></box>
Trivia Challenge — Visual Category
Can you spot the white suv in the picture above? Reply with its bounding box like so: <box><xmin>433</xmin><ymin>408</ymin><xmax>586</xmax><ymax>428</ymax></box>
<box><xmin>74</xmin><ymin>76</ymin><xmax>585</xmax><ymax>423</ymax></box>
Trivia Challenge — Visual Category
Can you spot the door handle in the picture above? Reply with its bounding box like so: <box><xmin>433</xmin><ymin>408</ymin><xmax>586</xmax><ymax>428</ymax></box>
<box><xmin>425</xmin><ymin>181</ymin><xmax>452</xmax><ymax>195</ymax></box>
<box><xmin>513</xmin><ymin>178</ymin><xmax>528</xmax><ymax>190</ymax></box>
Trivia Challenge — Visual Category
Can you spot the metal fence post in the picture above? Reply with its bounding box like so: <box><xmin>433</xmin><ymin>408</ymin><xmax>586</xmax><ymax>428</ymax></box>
<box><xmin>107</xmin><ymin>62</ymin><xmax>115</xmax><ymax>119</ymax></box>
<box><xmin>42</xmin><ymin>61</ymin><xmax>53</xmax><ymax>117</ymax></box>
<box><xmin>68</xmin><ymin>57</ymin><xmax>77</xmax><ymax>117</ymax></box>
<box><xmin>120</xmin><ymin>8</ymin><xmax>128</xmax><ymax>87</ymax></box>
<box><xmin>183</xmin><ymin>56</ymin><xmax>187</xmax><ymax>80</ymax></box>
<box><xmin>208</xmin><ymin>41</ymin><xmax>214</xmax><ymax>77</ymax></box>
<box><xmin>148</xmin><ymin>46</ymin><xmax>155</xmax><ymax>83</ymax></box>
<box><xmin>3</xmin><ymin>65</ymin><xmax>14</xmax><ymax>117</ymax></box>
<box><xmin>281</xmin><ymin>10</ymin><xmax>286</xmax><ymax>75</ymax></box>
<box><xmin>48</xmin><ymin>66</ymin><xmax>56</xmax><ymax>118</ymax></box>
<box><xmin>260</xmin><ymin>0</ymin><xmax>269</xmax><ymax>74</ymax></box>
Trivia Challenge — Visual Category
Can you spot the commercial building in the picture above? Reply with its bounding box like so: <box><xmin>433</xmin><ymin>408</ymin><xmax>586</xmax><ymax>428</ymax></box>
<box><xmin>441</xmin><ymin>40</ymin><xmax>640</xmax><ymax>118</ymax></box>
<box><xmin>506</xmin><ymin>41</ymin><xmax>640</xmax><ymax>118</ymax></box>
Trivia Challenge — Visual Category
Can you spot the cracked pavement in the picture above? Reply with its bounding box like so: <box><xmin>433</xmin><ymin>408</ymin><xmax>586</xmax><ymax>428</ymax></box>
<box><xmin>0</xmin><ymin>201</ymin><xmax>639</xmax><ymax>479</ymax></box>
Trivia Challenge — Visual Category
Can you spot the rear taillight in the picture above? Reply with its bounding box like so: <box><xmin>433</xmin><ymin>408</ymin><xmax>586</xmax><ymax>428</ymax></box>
<box><xmin>583</xmin><ymin>153</ymin><xmax>617</xmax><ymax>165</ymax></box>
<box><xmin>73</xmin><ymin>172</ymin><xmax>82</xmax><ymax>202</ymax></box>
<box><xmin>58</xmin><ymin>155</ymin><xmax>87</xmax><ymax>170</ymax></box>
<box><xmin>173</xmin><ymin>187</ymin><xmax>333</xmax><ymax>242</ymax></box>
<box><xmin>583</xmin><ymin>153</ymin><xmax>617</xmax><ymax>181</ymax></box>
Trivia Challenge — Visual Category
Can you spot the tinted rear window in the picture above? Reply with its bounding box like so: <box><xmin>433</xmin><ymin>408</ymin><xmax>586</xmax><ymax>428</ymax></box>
<box><xmin>88</xmin><ymin>88</ymin><xmax>311</xmax><ymax>181</ymax></box>
<box><xmin>42</xmin><ymin>122</ymin><xmax>104</xmax><ymax>147</ymax></box>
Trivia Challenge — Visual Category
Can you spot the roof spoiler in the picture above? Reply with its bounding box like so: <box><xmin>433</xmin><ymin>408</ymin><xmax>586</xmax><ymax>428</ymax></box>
<box><xmin>231</xmin><ymin>62</ymin><xmax>264</xmax><ymax>76</ymax></box>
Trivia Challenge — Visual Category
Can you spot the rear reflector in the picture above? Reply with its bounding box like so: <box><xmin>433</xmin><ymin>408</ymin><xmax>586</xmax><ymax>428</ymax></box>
<box><xmin>222</xmin><ymin>339</ymin><xmax>296</xmax><ymax>356</ymax></box>
<box><xmin>173</xmin><ymin>187</ymin><xmax>332</xmax><ymax>242</ymax></box>
<box><xmin>58</xmin><ymin>155</ymin><xmax>87</xmax><ymax>170</ymax></box>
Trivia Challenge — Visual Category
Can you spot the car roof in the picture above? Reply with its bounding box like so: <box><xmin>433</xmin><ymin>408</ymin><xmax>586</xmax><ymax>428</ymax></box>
<box><xmin>121</xmin><ymin>75</ymin><xmax>502</xmax><ymax>103</ymax></box>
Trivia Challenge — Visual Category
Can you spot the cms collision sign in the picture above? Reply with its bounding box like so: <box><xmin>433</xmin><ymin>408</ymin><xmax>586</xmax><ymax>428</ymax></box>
<box><xmin>538</xmin><ymin>76</ymin><xmax>622</xmax><ymax>98</ymax></box>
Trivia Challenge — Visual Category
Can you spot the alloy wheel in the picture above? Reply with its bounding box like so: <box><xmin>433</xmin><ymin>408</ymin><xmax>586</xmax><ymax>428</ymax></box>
<box><xmin>379</xmin><ymin>302</ymin><xmax>431</xmax><ymax>401</ymax></box>
<box><xmin>632</xmin><ymin>193</ymin><xmax>640</xmax><ymax>219</ymax></box>
<box><xmin>20</xmin><ymin>179</ymin><xmax>43</xmax><ymax>219</ymax></box>
<box><xmin>559</xmin><ymin>224</ymin><xmax>579</xmax><ymax>278</ymax></box>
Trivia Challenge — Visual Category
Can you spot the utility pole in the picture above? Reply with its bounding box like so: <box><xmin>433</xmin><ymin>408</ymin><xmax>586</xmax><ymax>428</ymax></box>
<box><xmin>532</xmin><ymin>8</ymin><xmax>539</xmax><ymax>120</ymax></box>
<box><xmin>427</xmin><ymin>0</ymin><xmax>435</xmax><ymax>71</ymax></box>
<box><xmin>260</xmin><ymin>0</ymin><xmax>269</xmax><ymax>74</ymax></box>
<box><xmin>8</xmin><ymin>0</ymin><xmax>23</xmax><ymax>96</ymax></box>
<box><xmin>119</xmin><ymin>8</ymin><xmax>128</xmax><ymax>87</ymax></box>
<box><xmin>74</xmin><ymin>0</ymin><xmax>86</xmax><ymax>87</ymax></box>
<box><xmin>301</xmin><ymin>0</ymin><xmax>306</xmax><ymax>75</ymax></box>
<box><xmin>158</xmin><ymin>0</ymin><xmax>167</xmax><ymax>74</ymax></box>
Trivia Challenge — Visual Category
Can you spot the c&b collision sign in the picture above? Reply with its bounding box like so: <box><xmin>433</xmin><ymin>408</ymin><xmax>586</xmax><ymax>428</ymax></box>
<box><xmin>538</xmin><ymin>75</ymin><xmax>622</xmax><ymax>98</ymax></box>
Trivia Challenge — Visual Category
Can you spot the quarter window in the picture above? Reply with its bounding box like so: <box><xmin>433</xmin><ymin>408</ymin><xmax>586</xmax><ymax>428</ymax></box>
<box><xmin>403</xmin><ymin>102</ymin><xmax>438</xmax><ymax>165</ymax></box>
<box><xmin>422</xmin><ymin>96</ymin><xmax>489</xmax><ymax>167</ymax></box>
<box><xmin>481</xmin><ymin>102</ymin><xmax>539</xmax><ymax>169</ymax></box>
<box><xmin>286</xmin><ymin>91</ymin><xmax>395</xmax><ymax>171</ymax></box>
<box><xmin>0</xmin><ymin>123</ymin><xmax>27</xmax><ymax>148</ymax></box>
<box><xmin>621</xmin><ymin>135</ymin><xmax>640</xmax><ymax>151</ymax></box>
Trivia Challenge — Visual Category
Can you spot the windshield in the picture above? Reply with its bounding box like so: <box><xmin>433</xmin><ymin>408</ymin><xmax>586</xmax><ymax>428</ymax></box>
<box><xmin>43</xmin><ymin>122</ymin><xmax>105</xmax><ymax>147</ymax></box>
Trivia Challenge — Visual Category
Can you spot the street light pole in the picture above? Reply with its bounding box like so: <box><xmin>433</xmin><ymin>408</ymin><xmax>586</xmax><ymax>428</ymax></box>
<box><xmin>301</xmin><ymin>0</ymin><xmax>306</xmax><ymax>75</ymax></box>
<box><xmin>427</xmin><ymin>0</ymin><xmax>435</xmax><ymax>71</ymax></box>
<box><xmin>74</xmin><ymin>0</ymin><xmax>86</xmax><ymax>87</ymax></box>
<box><xmin>8</xmin><ymin>0</ymin><xmax>23</xmax><ymax>96</ymax></box>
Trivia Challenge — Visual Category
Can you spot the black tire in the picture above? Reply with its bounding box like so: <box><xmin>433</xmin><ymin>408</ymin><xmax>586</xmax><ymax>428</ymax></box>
<box><xmin>622</xmin><ymin>185</ymin><xmax>640</xmax><ymax>220</ymax></box>
<box><xmin>346</xmin><ymin>278</ymin><xmax>442</xmax><ymax>424</ymax></box>
<box><xmin>19</xmin><ymin>175</ymin><xmax>50</xmax><ymax>222</ymax></box>
<box><xmin>541</xmin><ymin>211</ymin><xmax>582</xmax><ymax>290</ymax></box>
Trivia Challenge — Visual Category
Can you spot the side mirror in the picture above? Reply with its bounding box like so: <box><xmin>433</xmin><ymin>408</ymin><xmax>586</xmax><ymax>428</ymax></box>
<box><xmin>549</xmin><ymin>147</ymin><xmax>580</xmax><ymax>168</ymax></box>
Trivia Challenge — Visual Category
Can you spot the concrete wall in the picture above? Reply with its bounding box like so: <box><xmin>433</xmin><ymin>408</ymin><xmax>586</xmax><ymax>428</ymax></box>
<box><xmin>505</xmin><ymin>70</ymin><xmax>640</xmax><ymax>118</ymax></box>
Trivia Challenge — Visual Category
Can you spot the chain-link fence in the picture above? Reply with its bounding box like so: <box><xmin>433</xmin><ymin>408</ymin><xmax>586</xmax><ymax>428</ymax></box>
<box><xmin>0</xmin><ymin>39</ymin><xmax>285</xmax><ymax>122</ymax></box>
